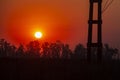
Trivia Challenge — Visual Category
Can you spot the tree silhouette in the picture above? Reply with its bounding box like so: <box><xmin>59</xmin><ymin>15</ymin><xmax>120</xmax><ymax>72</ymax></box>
<box><xmin>50</xmin><ymin>42</ymin><xmax>62</xmax><ymax>58</ymax></box>
<box><xmin>8</xmin><ymin>45</ymin><xmax>16</xmax><ymax>57</ymax></box>
<box><xmin>16</xmin><ymin>44</ymin><xmax>25</xmax><ymax>57</ymax></box>
<box><xmin>0</xmin><ymin>39</ymin><xmax>12</xmax><ymax>57</ymax></box>
<box><xmin>103</xmin><ymin>44</ymin><xmax>119</xmax><ymax>60</ymax></box>
<box><xmin>0</xmin><ymin>38</ymin><xmax>119</xmax><ymax>61</ymax></box>
<box><xmin>41</xmin><ymin>42</ymin><xmax>50</xmax><ymax>58</ymax></box>
<box><xmin>0</xmin><ymin>39</ymin><xmax>6</xmax><ymax>56</ymax></box>
<box><xmin>61</xmin><ymin>44</ymin><xmax>71</xmax><ymax>59</ymax></box>
<box><xmin>26</xmin><ymin>40</ymin><xmax>41</xmax><ymax>57</ymax></box>
<box><xmin>114</xmin><ymin>48</ymin><xmax>119</xmax><ymax>60</ymax></box>
<box><xmin>73</xmin><ymin>44</ymin><xmax>86</xmax><ymax>59</ymax></box>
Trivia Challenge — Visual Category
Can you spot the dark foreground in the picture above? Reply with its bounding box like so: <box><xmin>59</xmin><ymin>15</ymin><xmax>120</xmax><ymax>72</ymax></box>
<box><xmin>0</xmin><ymin>58</ymin><xmax>120</xmax><ymax>80</ymax></box>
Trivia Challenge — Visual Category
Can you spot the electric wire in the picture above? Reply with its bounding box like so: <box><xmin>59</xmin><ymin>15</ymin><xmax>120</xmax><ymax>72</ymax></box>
<box><xmin>102</xmin><ymin>0</ymin><xmax>114</xmax><ymax>14</ymax></box>
<box><xmin>102</xmin><ymin>0</ymin><xmax>109</xmax><ymax>11</ymax></box>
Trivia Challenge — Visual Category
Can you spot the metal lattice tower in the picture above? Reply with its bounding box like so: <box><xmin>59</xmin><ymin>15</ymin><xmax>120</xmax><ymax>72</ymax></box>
<box><xmin>87</xmin><ymin>0</ymin><xmax>103</xmax><ymax>63</ymax></box>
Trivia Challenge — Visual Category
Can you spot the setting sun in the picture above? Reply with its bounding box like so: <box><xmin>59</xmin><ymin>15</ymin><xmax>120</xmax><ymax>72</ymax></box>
<box><xmin>35</xmin><ymin>32</ymin><xmax>42</xmax><ymax>39</ymax></box>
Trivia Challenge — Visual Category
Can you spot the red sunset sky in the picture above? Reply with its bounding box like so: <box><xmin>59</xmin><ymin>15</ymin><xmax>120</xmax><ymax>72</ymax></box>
<box><xmin>0</xmin><ymin>0</ymin><xmax>120</xmax><ymax>50</ymax></box>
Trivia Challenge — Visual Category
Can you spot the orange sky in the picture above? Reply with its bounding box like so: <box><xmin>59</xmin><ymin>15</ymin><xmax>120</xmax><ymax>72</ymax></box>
<box><xmin>0</xmin><ymin>0</ymin><xmax>120</xmax><ymax>50</ymax></box>
<box><xmin>5</xmin><ymin>3</ymin><xmax>72</xmax><ymax>44</ymax></box>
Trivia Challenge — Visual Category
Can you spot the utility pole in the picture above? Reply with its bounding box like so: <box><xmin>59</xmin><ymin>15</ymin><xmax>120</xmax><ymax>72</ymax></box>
<box><xmin>87</xmin><ymin>0</ymin><xmax>103</xmax><ymax>63</ymax></box>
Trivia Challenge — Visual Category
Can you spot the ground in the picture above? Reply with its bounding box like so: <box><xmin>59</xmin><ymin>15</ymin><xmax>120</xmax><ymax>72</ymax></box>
<box><xmin>0</xmin><ymin>58</ymin><xmax>120</xmax><ymax>80</ymax></box>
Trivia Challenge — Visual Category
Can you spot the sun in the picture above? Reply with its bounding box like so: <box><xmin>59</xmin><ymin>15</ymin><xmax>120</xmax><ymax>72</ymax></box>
<box><xmin>35</xmin><ymin>32</ymin><xmax>42</xmax><ymax>39</ymax></box>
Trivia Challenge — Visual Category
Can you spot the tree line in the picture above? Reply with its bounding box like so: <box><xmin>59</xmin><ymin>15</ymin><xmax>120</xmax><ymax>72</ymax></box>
<box><xmin>0</xmin><ymin>39</ymin><xmax>119</xmax><ymax>60</ymax></box>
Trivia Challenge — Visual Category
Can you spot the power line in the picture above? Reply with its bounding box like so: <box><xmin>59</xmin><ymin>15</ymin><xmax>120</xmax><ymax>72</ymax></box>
<box><xmin>102</xmin><ymin>0</ymin><xmax>114</xmax><ymax>13</ymax></box>
<box><xmin>102</xmin><ymin>0</ymin><xmax>114</xmax><ymax>14</ymax></box>
<box><xmin>103</xmin><ymin>0</ymin><xmax>109</xmax><ymax>11</ymax></box>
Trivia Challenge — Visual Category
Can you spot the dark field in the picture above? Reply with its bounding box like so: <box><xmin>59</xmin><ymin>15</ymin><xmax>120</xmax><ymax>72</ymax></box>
<box><xmin>0</xmin><ymin>58</ymin><xmax>120</xmax><ymax>80</ymax></box>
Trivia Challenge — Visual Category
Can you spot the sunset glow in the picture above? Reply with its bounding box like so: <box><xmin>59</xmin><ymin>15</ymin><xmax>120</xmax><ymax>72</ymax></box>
<box><xmin>35</xmin><ymin>32</ymin><xmax>42</xmax><ymax>39</ymax></box>
<box><xmin>1</xmin><ymin>0</ymin><xmax>119</xmax><ymax>50</ymax></box>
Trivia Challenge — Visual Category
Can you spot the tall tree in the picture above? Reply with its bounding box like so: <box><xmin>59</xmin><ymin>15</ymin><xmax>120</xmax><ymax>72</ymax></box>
<box><xmin>73</xmin><ymin>44</ymin><xmax>85</xmax><ymax>59</ymax></box>
<box><xmin>16</xmin><ymin>44</ymin><xmax>25</xmax><ymax>57</ymax></box>
<box><xmin>61</xmin><ymin>44</ymin><xmax>71</xmax><ymax>59</ymax></box>
<box><xmin>26</xmin><ymin>40</ymin><xmax>41</xmax><ymax>57</ymax></box>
